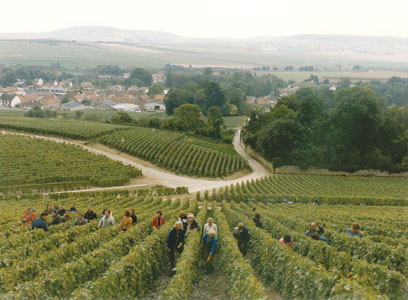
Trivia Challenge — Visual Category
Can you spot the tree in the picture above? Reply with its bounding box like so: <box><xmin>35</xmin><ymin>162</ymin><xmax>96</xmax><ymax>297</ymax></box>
<box><xmin>203</xmin><ymin>81</ymin><xmax>226</xmax><ymax>114</ymax></box>
<box><xmin>164</xmin><ymin>88</ymin><xmax>191</xmax><ymax>115</ymax></box>
<box><xmin>337</xmin><ymin>77</ymin><xmax>351</xmax><ymax>90</ymax></box>
<box><xmin>207</xmin><ymin>106</ymin><xmax>224</xmax><ymax>139</ymax></box>
<box><xmin>224</xmin><ymin>87</ymin><xmax>247</xmax><ymax>115</ymax></box>
<box><xmin>127</xmin><ymin>68</ymin><xmax>152</xmax><ymax>86</ymax></box>
<box><xmin>148</xmin><ymin>83</ymin><xmax>165</xmax><ymax>96</ymax></box>
<box><xmin>331</xmin><ymin>87</ymin><xmax>385</xmax><ymax>163</ymax></box>
<box><xmin>173</xmin><ymin>104</ymin><xmax>203</xmax><ymax>131</ymax></box>
<box><xmin>111</xmin><ymin>112</ymin><xmax>133</xmax><ymax>124</ymax></box>
<box><xmin>75</xmin><ymin>111</ymin><xmax>83</xmax><ymax>119</ymax></box>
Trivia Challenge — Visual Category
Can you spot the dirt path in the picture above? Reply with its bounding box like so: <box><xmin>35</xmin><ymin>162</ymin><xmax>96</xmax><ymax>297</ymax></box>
<box><xmin>1</xmin><ymin>130</ymin><xmax>271</xmax><ymax>194</ymax></box>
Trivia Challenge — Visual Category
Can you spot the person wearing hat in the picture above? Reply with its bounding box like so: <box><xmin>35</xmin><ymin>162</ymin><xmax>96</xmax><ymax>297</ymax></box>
<box><xmin>167</xmin><ymin>220</ymin><xmax>185</xmax><ymax>269</ymax></box>
<box><xmin>234</xmin><ymin>223</ymin><xmax>250</xmax><ymax>256</ymax></box>
<box><xmin>183</xmin><ymin>213</ymin><xmax>200</xmax><ymax>238</ymax></box>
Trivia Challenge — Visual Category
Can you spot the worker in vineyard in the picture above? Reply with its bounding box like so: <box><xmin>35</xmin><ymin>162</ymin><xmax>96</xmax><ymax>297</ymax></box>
<box><xmin>130</xmin><ymin>208</ymin><xmax>137</xmax><ymax>225</ymax></box>
<box><xmin>118</xmin><ymin>210</ymin><xmax>133</xmax><ymax>232</ymax></box>
<box><xmin>202</xmin><ymin>217</ymin><xmax>218</xmax><ymax>237</ymax></box>
<box><xmin>84</xmin><ymin>206</ymin><xmax>97</xmax><ymax>221</ymax></box>
<box><xmin>152</xmin><ymin>210</ymin><xmax>165</xmax><ymax>229</ymax></box>
<box><xmin>43</xmin><ymin>204</ymin><xmax>52</xmax><ymax>215</ymax></box>
<box><xmin>62</xmin><ymin>211</ymin><xmax>72</xmax><ymax>223</ymax></box>
<box><xmin>184</xmin><ymin>213</ymin><xmax>200</xmax><ymax>237</ymax></box>
<box><xmin>202</xmin><ymin>229</ymin><xmax>218</xmax><ymax>273</ymax></box>
<box><xmin>305</xmin><ymin>222</ymin><xmax>330</xmax><ymax>244</ymax></box>
<box><xmin>178</xmin><ymin>211</ymin><xmax>187</xmax><ymax>224</ymax></box>
<box><xmin>167</xmin><ymin>220</ymin><xmax>185</xmax><ymax>269</ymax></box>
<box><xmin>21</xmin><ymin>208</ymin><xmax>37</xmax><ymax>226</ymax></box>
<box><xmin>101</xmin><ymin>208</ymin><xmax>113</xmax><ymax>219</ymax></box>
<box><xmin>253</xmin><ymin>214</ymin><xmax>263</xmax><ymax>228</ymax></box>
<box><xmin>51</xmin><ymin>210</ymin><xmax>62</xmax><ymax>225</ymax></box>
<box><xmin>74</xmin><ymin>213</ymin><xmax>88</xmax><ymax>226</ymax></box>
<box><xmin>280</xmin><ymin>235</ymin><xmax>293</xmax><ymax>249</ymax></box>
<box><xmin>58</xmin><ymin>206</ymin><xmax>66</xmax><ymax>217</ymax></box>
<box><xmin>69</xmin><ymin>203</ymin><xmax>78</xmax><ymax>212</ymax></box>
<box><xmin>346</xmin><ymin>222</ymin><xmax>364</xmax><ymax>237</ymax></box>
<box><xmin>98</xmin><ymin>209</ymin><xmax>115</xmax><ymax>228</ymax></box>
<box><xmin>53</xmin><ymin>202</ymin><xmax>60</xmax><ymax>211</ymax></box>
<box><xmin>32</xmin><ymin>213</ymin><xmax>49</xmax><ymax>232</ymax></box>
<box><xmin>234</xmin><ymin>223</ymin><xmax>250</xmax><ymax>256</ymax></box>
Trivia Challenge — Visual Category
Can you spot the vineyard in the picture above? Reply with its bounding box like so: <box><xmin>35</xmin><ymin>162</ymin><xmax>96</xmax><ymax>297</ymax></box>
<box><xmin>0</xmin><ymin>116</ymin><xmax>131</xmax><ymax>140</ymax></box>
<box><xmin>1</xmin><ymin>187</ymin><xmax>405</xmax><ymax>299</ymax></box>
<box><xmin>0</xmin><ymin>134</ymin><xmax>141</xmax><ymax>193</ymax></box>
<box><xmin>100</xmin><ymin>128</ymin><xmax>249</xmax><ymax>177</ymax></box>
<box><xmin>211</xmin><ymin>174</ymin><xmax>408</xmax><ymax>205</ymax></box>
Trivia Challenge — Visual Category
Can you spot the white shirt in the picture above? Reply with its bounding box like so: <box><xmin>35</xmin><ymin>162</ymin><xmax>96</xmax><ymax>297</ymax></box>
<box><xmin>203</xmin><ymin>223</ymin><xmax>218</xmax><ymax>236</ymax></box>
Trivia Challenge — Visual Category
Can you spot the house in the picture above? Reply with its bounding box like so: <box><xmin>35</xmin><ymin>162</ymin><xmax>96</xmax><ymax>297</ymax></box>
<box><xmin>154</xmin><ymin>94</ymin><xmax>165</xmax><ymax>102</ymax></box>
<box><xmin>111</xmin><ymin>103</ymin><xmax>141</xmax><ymax>112</ymax></box>
<box><xmin>123</xmin><ymin>73</ymin><xmax>130</xmax><ymax>79</ymax></box>
<box><xmin>246</xmin><ymin>96</ymin><xmax>256</xmax><ymax>104</ymax></box>
<box><xmin>0</xmin><ymin>94</ymin><xmax>18</xmax><ymax>107</ymax></box>
<box><xmin>80</xmin><ymin>82</ymin><xmax>93</xmax><ymax>90</ymax></box>
<box><xmin>145</xmin><ymin>102</ymin><xmax>165</xmax><ymax>112</ymax></box>
<box><xmin>127</xmin><ymin>85</ymin><xmax>139</xmax><ymax>93</ymax></box>
<box><xmin>39</xmin><ymin>94</ymin><xmax>60</xmax><ymax>110</ymax></box>
<box><xmin>95</xmin><ymin>99</ymin><xmax>117</xmax><ymax>110</ymax></box>
<box><xmin>61</xmin><ymin>101</ymin><xmax>85</xmax><ymax>111</ymax></box>
<box><xmin>34</xmin><ymin>78</ymin><xmax>44</xmax><ymax>86</ymax></box>
<box><xmin>22</xmin><ymin>100</ymin><xmax>42</xmax><ymax>110</ymax></box>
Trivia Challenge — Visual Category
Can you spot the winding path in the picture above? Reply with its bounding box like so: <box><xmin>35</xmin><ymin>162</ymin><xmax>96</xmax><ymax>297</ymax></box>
<box><xmin>1</xmin><ymin>130</ymin><xmax>270</xmax><ymax>194</ymax></box>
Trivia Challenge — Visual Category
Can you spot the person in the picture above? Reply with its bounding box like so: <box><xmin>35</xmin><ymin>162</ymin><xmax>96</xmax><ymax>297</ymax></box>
<box><xmin>74</xmin><ymin>213</ymin><xmax>88</xmax><ymax>226</ymax></box>
<box><xmin>51</xmin><ymin>210</ymin><xmax>62</xmax><ymax>225</ymax></box>
<box><xmin>152</xmin><ymin>210</ymin><xmax>165</xmax><ymax>229</ymax></box>
<box><xmin>118</xmin><ymin>210</ymin><xmax>133</xmax><ymax>232</ymax></box>
<box><xmin>130</xmin><ymin>209</ymin><xmax>137</xmax><ymax>225</ymax></box>
<box><xmin>313</xmin><ymin>199</ymin><xmax>319</xmax><ymax>205</ymax></box>
<box><xmin>69</xmin><ymin>204</ymin><xmax>78</xmax><ymax>212</ymax></box>
<box><xmin>202</xmin><ymin>217</ymin><xmax>218</xmax><ymax>237</ymax></box>
<box><xmin>53</xmin><ymin>202</ymin><xmax>60</xmax><ymax>211</ymax></box>
<box><xmin>32</xmin><ymin>213</ymin><xmax>49</xmax><ymax>232</ymax></box>
<box><xmin>98</xmin><ymin>209</ymin><xmax>115</xmax><ymax>228</ymax></box>
<box><xmin>305</xmin><ymin>222</ymin><xmax>330</xmax><ymax>244</ymax></box>
<box><xmin>234</xmin><ymin>223</ymin><xmax>250</xmax><ymax>256</ymax></box>
<box><xmin>184</xmin><ymin>213</ymin><xmax>200</xmax><ymax>237</ymax></box>
<box><xmin>62</xmin><ymin>211</ymin><xmax>72</xmax><ymax>223</ymax></box>
<box><xmin>178</xmin><ymin>211</ymin><xmax>187</xmax><ymax>224</ymax></box>
<box><xmin>280</xmin><ymin>235</ymin><xmax>293</xmax><ymax>249</ymax></box>
<box><xmin>346</xmin><ymin>222</ymin><xmax>364</xmax><ymax>237</ymax></box>
<box><xmin>21</xmin><ymin>208</ymin><xmax>37</xmax><ymax>226</ymax></box>
<box><xmin>253</xmin><ymin>214</ymin><xmax>263</xmax><ymax>228</ymax></box>
<box><xmin>84</xmin><ymin>206</ymin><xmax>97</xmax><ymax>221</ymax></box>
<box><xmin>43</xmin><ymin>204</ymin><xmax>52</xmax><ymax>215</ymax></box>
<box><xmin>167</xmin><ymin>221</ymin><xmax>185</xmax><ymax>269</ymax></box>
<box><xmin>202</xmin><ymin>230</ymin><xmax>218</xmax><ymax>272</ymax></box>
<box><xmin>100</xmin><ymin>208</ymin><xmax>112</xmax><ymax>219</ymax></box>
<box><xmin>58</xmin><ymin>206</ymin><xmax>66</xmax><ymax>217</ymax></box>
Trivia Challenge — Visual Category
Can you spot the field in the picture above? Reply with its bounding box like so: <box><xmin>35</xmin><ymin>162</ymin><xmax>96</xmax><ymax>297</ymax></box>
<box><xmin>0</xmin><ymin>134</ymin><xmax>141</xmax><ymax>193</ymax></box>
<box><xmin>0</xmin><ymin>116</ymin><xmax>131</xmax><ymax>140</ymax></box>
<box><xmin>100</xmin><ymin>128</ymin><xmax>248</xmax><ymax>177</ymax></box>
<box><xmin>214</xmin><ymin>174</ymin><xmax>408</xmax><ymax>205</ymax></box>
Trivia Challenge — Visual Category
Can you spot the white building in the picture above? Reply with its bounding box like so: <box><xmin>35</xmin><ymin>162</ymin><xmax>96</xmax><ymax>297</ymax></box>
<box><xmin>144</xmin><ymin>102</ymin><xmax>166</xmax><ymax>112</ymax></box>
<box><xmin>111</xmin><ymin>103</ymin><xmax>141</xmax><ymax>112</ymax></box>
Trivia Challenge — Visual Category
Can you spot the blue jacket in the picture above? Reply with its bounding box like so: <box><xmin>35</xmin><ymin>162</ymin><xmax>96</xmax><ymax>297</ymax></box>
<box><xmin>167</xmin><ymin>227</ymin><xmax>185</xmax><ymax>249</ymax></box>
<box><xmin>202</xmin><ymin>233</ymin><xmax>218</xmax><ymax>255</ymax></box>
<box><xmin>32</xmin><ymin>217</ymin><xmax>49</xmax><ymax>232</ymax></box>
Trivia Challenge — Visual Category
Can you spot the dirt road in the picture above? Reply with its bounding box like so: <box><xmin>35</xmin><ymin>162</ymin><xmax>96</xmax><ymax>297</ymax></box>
<box><xmin>1</xmin><ymin>130</ymin><xmax>270</xmax><ymax>194</ymax></box>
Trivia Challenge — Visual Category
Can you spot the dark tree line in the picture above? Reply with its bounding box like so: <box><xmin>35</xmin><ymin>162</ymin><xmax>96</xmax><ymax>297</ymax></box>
<box><xmin>243</xmin><ymin>87</ymin><xmax>408</xmax><ymax>173</ymax></box>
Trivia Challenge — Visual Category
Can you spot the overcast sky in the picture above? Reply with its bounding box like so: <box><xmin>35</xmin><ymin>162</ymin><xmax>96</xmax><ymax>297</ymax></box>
<box><xmin>2</xmin><ymin>0</ymin><xmax>407</xmax><ymax>38</ymax></box>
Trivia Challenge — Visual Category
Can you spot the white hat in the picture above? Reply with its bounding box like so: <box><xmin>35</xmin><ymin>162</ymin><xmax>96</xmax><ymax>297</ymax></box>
<box><xmin>187</xmin><ymin>214</ymin><xmax>194</xmax><ymax>218</ymax></box>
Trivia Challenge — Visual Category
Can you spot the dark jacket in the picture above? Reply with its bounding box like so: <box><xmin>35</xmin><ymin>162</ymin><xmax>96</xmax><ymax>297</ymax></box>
<box><xmin>253</xmin><ymin>217</ymin><xmax>263</xmax><ymax>228</ymax></box>
<box><xmin>183</xmin><ymin>219</ymin><xmax>200</xmax><ymax>232</ymax></box>
<box><xmin>74</xmin><ymin>218</ymin><xmax>88</xmax><ymax>226</ymax></box>
<box><xmin>202</xmin><ymin>233</ymin><xmax>218</xmax><ymax>255</ymax></box>
<box><xmin>51</xmin><ymin>214</ymin><xmax>62</xmax><ymax>225</ymax></box>
<box><xmin>167</xmin><ymin>227</ymin><xmax>185</xmax><ymax>249</ymax></box>
<box><xmin>32</xmin><ymin>217</ymin><xmax>49</xmax><ymax>232</ymax></box>
<box><xmin>305</xmin><ymin>226</ymin><xmax>325</xmax><ymax>237</ymax></box>
<box><xmin>84</xmin><ymin>211</ymin><xmax>97</xmax><ymax>221</ymax></box>
<box><xmin>58</xmin><ymin>209</ymin><xmax>66</xmax><ymax>217</ymax></box>
<box><xmin>238</xmin><ymin>226</ymin><xmax>250</xmax><ymax>243</ymax></box>
<box><xmin>69</xmin><ymin>207</ymin><xmax>78</xmax><ymax>212</ymax></box>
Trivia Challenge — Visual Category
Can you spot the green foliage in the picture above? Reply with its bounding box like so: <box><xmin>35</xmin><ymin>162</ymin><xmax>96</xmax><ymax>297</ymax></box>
<box><xmin>0</xmin><ymin>134</ymin><xmax>141</xmax><ymax>193</ymax></box>
<box><xmin>148</xmin><ymin>82</ymin><xmax>165</xmax><ymax>95</ymax></box>
<box><xmin>125</xmin><ymin>68</ymin><xmax>152</xmax><ymax>87</ymax></box>
<box><xmin>24</xmin><ymin>107</ymin><xmax>57</xmax><ymax>118</ymax></box>
<box><xmin>110</xmin><ymin>111</ymin><xmax>134</xmax><ymax>124</ymax></box>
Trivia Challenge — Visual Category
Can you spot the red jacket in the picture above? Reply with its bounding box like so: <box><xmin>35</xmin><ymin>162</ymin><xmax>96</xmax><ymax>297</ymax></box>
<box><xmin>152</xmin><ymin>216</ymin><xmax>165</xmax><ymax>229</ymax></box>
<box><xmin>22</xmin><ymin>213</ymin><xmax>37</xmax><ymax>226</ymax></box>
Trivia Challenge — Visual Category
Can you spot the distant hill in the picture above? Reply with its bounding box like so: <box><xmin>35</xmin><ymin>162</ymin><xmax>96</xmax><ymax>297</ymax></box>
<box><xmin>0</xmin><ymin>27</ymin><xmax>408</xmax><ymax>70</ymax></box>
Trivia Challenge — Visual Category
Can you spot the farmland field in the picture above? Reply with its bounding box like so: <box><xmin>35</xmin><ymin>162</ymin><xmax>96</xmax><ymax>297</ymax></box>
<box><xmin>0</xmin><ymin>116</ymin><xmax>131</xmax><ymax>140</ymax></box>
<box><xmin>215</xmin><ymin>174</ymin><xmax>408</xmax><ymax>205</ymax></box>
<box><xmin>0</xmin><ymin>134</ymin><xmax>141</xmax><ymax>193</ymax></box>
<box><xmin>100</xmin><ymin>128</ymin><xmax>249</xmax><ymax>177</ymax></box>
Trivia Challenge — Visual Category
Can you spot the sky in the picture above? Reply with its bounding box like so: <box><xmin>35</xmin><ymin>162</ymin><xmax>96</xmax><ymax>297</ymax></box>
<box><xmin>1</xmin><ymin>0</ymin><xmax>408</xmax><ymax>38</ymax></box>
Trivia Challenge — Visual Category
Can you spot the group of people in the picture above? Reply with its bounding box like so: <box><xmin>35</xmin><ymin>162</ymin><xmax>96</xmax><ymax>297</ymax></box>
<box><xmin>165</xmin><ymin>211</ymin><xmax>218</xmax><ymax>271</ymax></box>
<box><xmin>27</xmin><ymin>202</ymin><xmax>138</xmax><ymax>232</ymax></box>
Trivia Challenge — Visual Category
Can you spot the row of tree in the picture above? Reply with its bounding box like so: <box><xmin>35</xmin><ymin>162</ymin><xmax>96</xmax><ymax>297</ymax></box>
<box><xmin>243</xmin><ymin>87</ymin><xmax>408</xmax><ymax>173</ymax></box>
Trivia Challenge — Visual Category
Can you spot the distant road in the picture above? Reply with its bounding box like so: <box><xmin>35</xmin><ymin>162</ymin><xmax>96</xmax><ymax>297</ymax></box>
<box><xmin>2</xmin><ymin>130</ymin><xmax>271</xmax><ymax>194</ymax></box>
